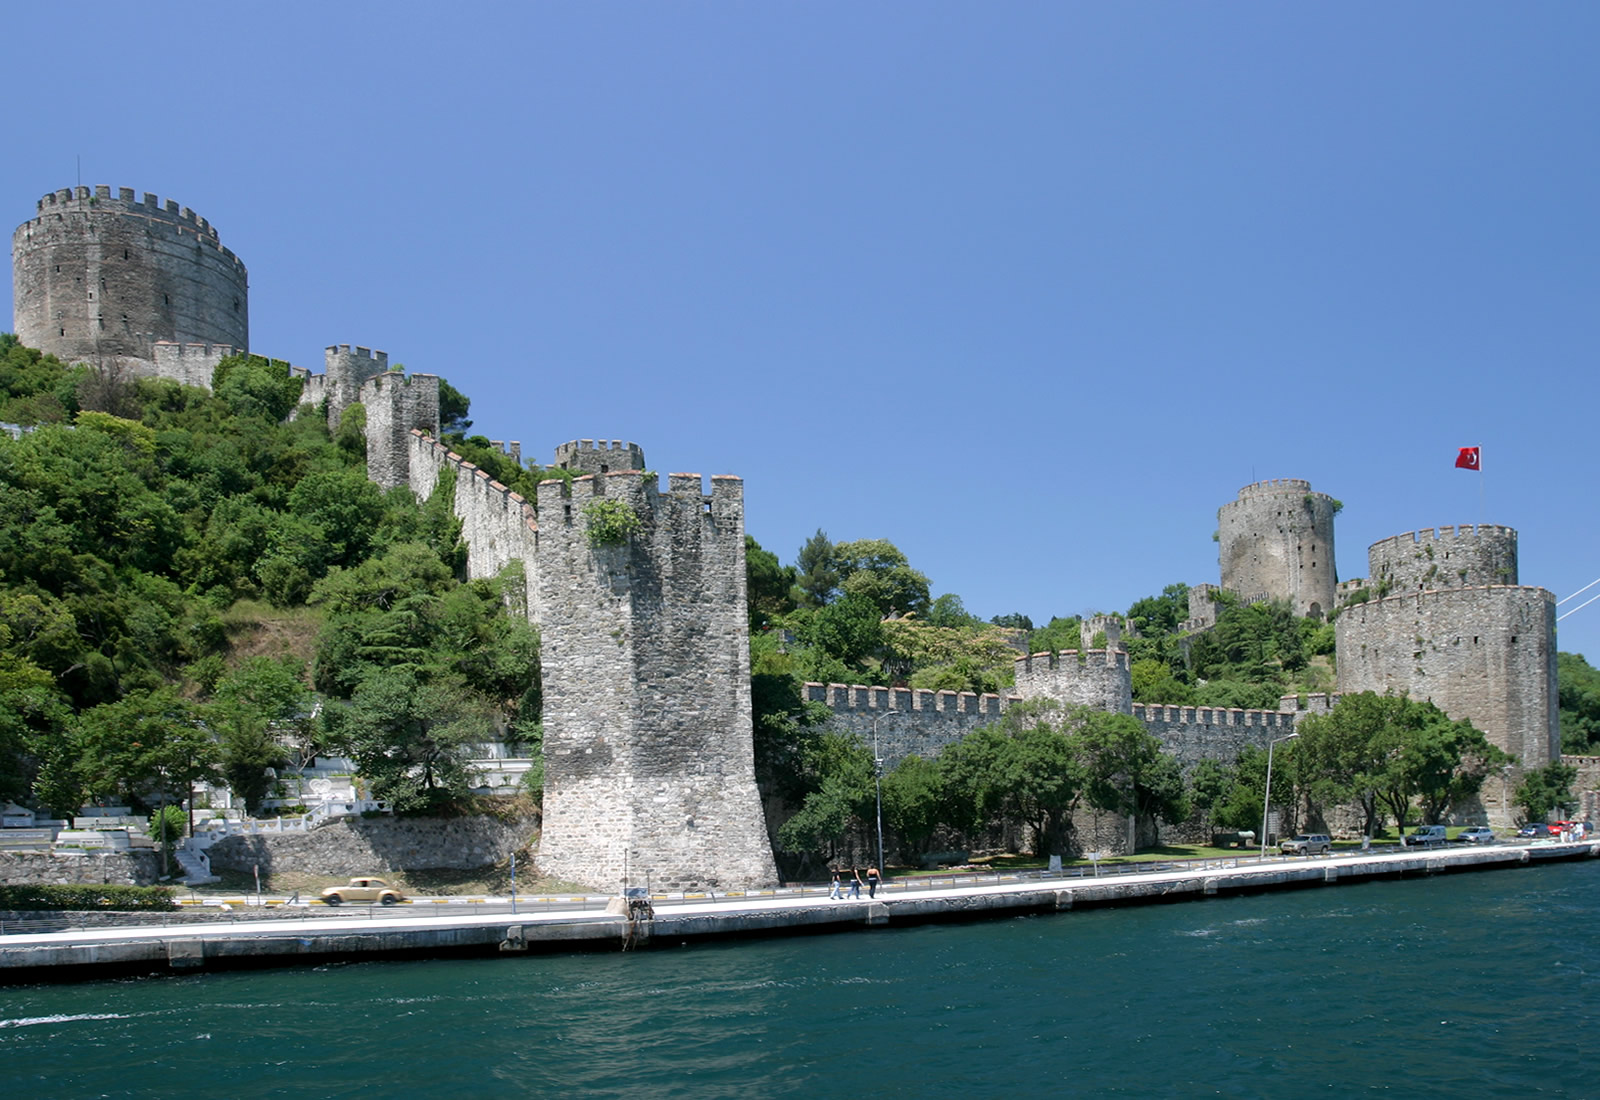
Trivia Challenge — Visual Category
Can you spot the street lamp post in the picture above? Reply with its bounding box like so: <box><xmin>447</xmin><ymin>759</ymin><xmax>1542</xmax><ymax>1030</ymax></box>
<box><xmin>870</xmin><ymin>714</ymin><xmax>888</xmax><ymax>878</ymax></box>
<box><xmin>1259</xmin><ymin>731</ymin><xmax>1300</xmax><ymax>861</ymax></box>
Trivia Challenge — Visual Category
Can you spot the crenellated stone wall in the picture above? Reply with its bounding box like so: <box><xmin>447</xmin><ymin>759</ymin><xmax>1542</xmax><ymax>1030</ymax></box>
<box><xmin>12</xmin><ymin>186</ymin><xmax>248</xmax><ymax>367</ymax></box>
<box><xmin>1365</xmin><ymin>525</ymin><xmax>1518</xmax><ymax>595</ymax></box>
<box><xmin>802</xmin><ymin>682</ymin><xmax>1016</xmax><ymax>769</ymax></box>
<box><xmin>1013</xmin><ymin>649</ymin><xmax>1132</xmax><ymax>713</ymax></box>
<box><xmin>407</xmin><ymin>430</ymin><xmax>538</xmax><ymax>609</ymax></box>
<box><xmin>534</xmin><ymin>470</ymin><xmax>777</xmax><ymax>892</ymax></box>
<box><xmin>361</xmin><ymin>370</ymin><xmax>440</xmax><ymax>489</ymax></box>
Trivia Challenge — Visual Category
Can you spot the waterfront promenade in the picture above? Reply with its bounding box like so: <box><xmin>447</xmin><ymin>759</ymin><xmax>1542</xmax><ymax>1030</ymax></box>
<box><xmin>3</xmin><ymin>840</ymin><xmax>1595</xmax><ymax>983</ymax></box>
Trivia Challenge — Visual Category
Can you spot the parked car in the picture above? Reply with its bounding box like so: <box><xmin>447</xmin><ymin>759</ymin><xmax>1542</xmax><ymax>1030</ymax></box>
<box><xmin>1280</xmin><ymin>834</ymin><xmax>1332</xmax><ymax>855</ymax></box>
<box><xmin>1459</xmin><ymin>826</ymin><xmax>1496</xmax><ymax>844</ymax></box>
<box><xmin>1516</xmin><ymin>823</ymin><xmax>1554</xmax><ymax>839</ymax></box>
<box><xmin>320</xmin><ymin>877</ymin><xmax>406</xmax><ymax>906</ymax></box>
<box><xmin>1403</xmin><ymin>825</ymin><xmax>1448</xmax><ymax>847</ymax></box>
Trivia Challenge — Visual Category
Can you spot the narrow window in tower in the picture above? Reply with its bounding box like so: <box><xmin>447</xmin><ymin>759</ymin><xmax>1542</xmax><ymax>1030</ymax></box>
<box><xmin>123</xmin><ymin>249</ymin><xmax>128</xmax><ymax>260</ymax></box>
<box><xmin>163</xmin><ymin>294</ymin><xmax>170</xmax><ymax>306</ymax></box>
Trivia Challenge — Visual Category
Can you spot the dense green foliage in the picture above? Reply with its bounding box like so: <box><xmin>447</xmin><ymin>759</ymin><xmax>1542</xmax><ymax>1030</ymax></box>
<box><xmin>1557</xmin><ymin>652</ymin><xmax>1600</xmax><ymax>755</ymax></box>
<box><xmin>1514</xmin><ymin>761</ymin><xmax>1578</xmax><ymax>822</ymax></box>
<box><xmin>774</xmin><ymin>701</ymin><xmax>1190</xmax><ymax>867</ymax></box>
<box><xmin>1291</xmin><ymin>692</ymin><xmax>1508</xmax><ymax>835</ymax></box>
<box><xmin>0</xmin><ymin>883</ymin><xmax>177</xmax><ymax>912</ymax></box>
<box><xmin>0</xmin><ymin>341</ymin><xmax>537</xmax><ymax>820</ymax></box>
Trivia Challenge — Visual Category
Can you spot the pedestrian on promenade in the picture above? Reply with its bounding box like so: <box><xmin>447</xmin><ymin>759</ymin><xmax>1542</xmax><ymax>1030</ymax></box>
<box><xmin>866</xmin><ymin>866</ymin><xmax>880</xmax><ymax>898</ymax></box>
<box><xmin>829</xmin><ymin>870</ymin><xmax>843</xmax><ymax>900</ymax></box>
<box><xmin>849</xmin><ymin>868</ymin><xmax>862</xmax><ymax>899</ymax></box>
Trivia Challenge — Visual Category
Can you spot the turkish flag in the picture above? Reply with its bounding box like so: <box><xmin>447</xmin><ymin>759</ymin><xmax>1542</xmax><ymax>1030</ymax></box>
<box><xmin>1455</xmin><ymin>446</ymin><xmax>1481</xmax><ymax>471</ymax></box>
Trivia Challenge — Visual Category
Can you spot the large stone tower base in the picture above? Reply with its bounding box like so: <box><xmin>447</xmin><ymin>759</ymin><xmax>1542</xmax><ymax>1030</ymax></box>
<box><xmin>534</xmin><ymin>470</ymin><xmax>777</xmax><ymax>893</ymax></box>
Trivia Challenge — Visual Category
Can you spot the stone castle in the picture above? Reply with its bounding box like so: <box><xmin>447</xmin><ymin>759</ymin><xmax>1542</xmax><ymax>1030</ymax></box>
<box><xmin>8</xmin><ymin>186</ymin><xmax>1582</xmax><ymax>881</ymax></box>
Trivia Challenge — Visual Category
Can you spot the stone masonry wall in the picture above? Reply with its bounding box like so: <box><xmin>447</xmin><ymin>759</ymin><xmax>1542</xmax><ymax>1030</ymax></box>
<box><xmin>362</xmin><ymin>371</ymin><xmax>440</xmax><ymax>489</ymax></box>
<box><xmin>553</xmin><ymin>439</ymin><xmax>646</xmax><ymax>476</ymax></box>
<box><xmin>1336</xmin><ymin>585</ymin><xmax>1559</xmax><ymax>768</ymax></box>
<box><xmin>1567</xmin><ymin>756</ymin><xmax>1600</xmax><ymax>823</ymax></box>
<box><xmin>1218</xmin><ymin>479</ymin><xmax>1338</xmax><ymax>619</ymax></box>
<box><xmin>1132</xmin><ymin>703</ymin><xmax>1299</xmax><ymax>769</ymax></box>
<box><xmin>1366</xmin><ymin>525</ymin><xmax>1518</xmax><ymax>595</ymax></box>
<box><xmin>1013</xmin><ymin>649</ymin><xmax>1132</xmax><ymax>713</ymax></box>
<box><xmin>206</xmin><ymin>815</ymin><xmax>539</xmax><ymax>876</ymax></box>
<box><xmin>407</xmin><ymin>430</ymin><xmax>538</xmax><ymax>612</ymax></box>
<box><xmin>534</xmin><ymin>470</ymin><xmax>777</xmax><ymax>892</ymax></box>
<box><xmin>315</xmin><ymin>344</ymin><xmax>389</xmax><ymax>432</ymax></box>
<box><xmin>802</xmin><ymin>683</ymin><xmax>1016</xmax><ymax>769</ymax></box>
<box><xmin>12</xmin><ymin>186</ymin><xmax>248</xmax><ymax>365</ymax></box>
<box><xmin>0</xmin><ymin>849</ymin><xmax>161</xmax><ymax>887</ymax></box>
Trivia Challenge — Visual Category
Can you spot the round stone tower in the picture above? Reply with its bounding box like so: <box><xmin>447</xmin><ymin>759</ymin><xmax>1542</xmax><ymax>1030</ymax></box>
<box><xmin>1366</xmin><ymin>525</ymin><xmax>1517</xmax><ymax>596</ymax></box>
<box><xmin>12</xmin><ymin>186</ymin><xmax>248</xmax><ymax>364</ymax></box>
<box><xmin>1217</xmin><ymin>479</ymin><xmax>1338</xmax><ymax>620</ymax></box>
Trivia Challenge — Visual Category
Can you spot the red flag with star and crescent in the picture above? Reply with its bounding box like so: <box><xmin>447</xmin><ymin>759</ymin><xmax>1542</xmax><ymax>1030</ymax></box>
<box><xmin>1455</xmin><ymin>446</ymin><xmax>1481</xmax><ymax>471</ymax></box>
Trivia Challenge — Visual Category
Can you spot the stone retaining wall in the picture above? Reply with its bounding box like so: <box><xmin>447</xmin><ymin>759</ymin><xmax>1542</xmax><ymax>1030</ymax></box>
<box><xmin>0</xmin><ymin>850</ymin><xmax>161</xmax><ymax>886</ymax></box>
<box><xmin>206</xmin><ymin>815</ymin><xmax>539</xmax><ymax>876</ymax></box>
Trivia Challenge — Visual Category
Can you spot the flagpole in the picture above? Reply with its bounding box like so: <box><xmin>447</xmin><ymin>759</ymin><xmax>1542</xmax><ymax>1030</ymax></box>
<box><xmin>1478</xmin><ymin>444</ymin><xmax>1484</xmax><ymax>530</ymax></box>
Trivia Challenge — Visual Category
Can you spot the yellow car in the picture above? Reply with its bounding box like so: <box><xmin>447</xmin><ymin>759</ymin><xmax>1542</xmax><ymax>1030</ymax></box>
<box><xmin>320</xmin><ymin>877</ymin><xmax>406</xmax><ymax>906</ymax></box>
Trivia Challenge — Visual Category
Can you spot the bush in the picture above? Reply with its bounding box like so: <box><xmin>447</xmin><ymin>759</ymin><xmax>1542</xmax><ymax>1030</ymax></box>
<box><xmin>0</xmin><ymin>884</ymin><xmax>177</xmax><ymax>911</ymax></box>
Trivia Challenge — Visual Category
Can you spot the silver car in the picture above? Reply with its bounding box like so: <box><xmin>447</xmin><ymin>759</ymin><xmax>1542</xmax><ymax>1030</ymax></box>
<box><xmin>1280</xmin><ymin>833</ymin><xmax>1332</xmax><ymax>855</ymax></box>
<box><xmin>1459</xmin><ymin>826</ymin><xmax>1496</xmax><ymax>844</ymax></box>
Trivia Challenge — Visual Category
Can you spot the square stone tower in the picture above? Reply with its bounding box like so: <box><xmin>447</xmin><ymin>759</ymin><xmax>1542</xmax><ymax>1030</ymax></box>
<box><xmin>533</xmin><ymin>469</ymin><xmax>778</xmax><ymax>892</ymax></box>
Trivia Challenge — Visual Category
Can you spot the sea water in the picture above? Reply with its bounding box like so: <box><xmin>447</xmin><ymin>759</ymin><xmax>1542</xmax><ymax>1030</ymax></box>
<box><xmin>2</xmin><ymin>862</ymin><xmax>1596</xmax><ymax>1098</ymax></box>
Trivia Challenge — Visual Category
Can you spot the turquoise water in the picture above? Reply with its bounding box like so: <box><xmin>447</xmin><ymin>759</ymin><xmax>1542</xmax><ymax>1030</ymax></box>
<box><xmin>2</xmin><ymin>863</ymin><xmax>1596</xmax><ymax>1098</ymax></box>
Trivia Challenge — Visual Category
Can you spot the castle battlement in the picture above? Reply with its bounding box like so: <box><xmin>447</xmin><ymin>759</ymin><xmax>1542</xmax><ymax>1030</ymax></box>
<box><xmin>1336</xmin><ymin>582</ymin><xmax>1558</xmax><ymax>769</ymax></box>
<box><xmin>1367</xmin><ymin>524</ymin><xmax>1518</xmax><ymax>593</ymax></box>
<box><xmin>23</xmin><ymin>187</ymin><xmax>248</xmax><ymax>266</ymax></box>
<box><xmin>802</xmin><ymin>682</ymin><xmax>1014</xmax><ymax>719</ymax></box>
<box><xmin>553</xmin><ymin>439</ymin><xmax>646</xmax><ymax>477</ymax></box>
<box><xmin>15</xmin><ymin>186</ymin><xmax>249</xmax><ymax>365</ymax></box>
<box><xmin>1231</xmin><ymin>478</ymin><xmax>1315</xmax><ymax>500</ymax></box>
<box><xmin>1013</xmin><ymin>648</ymin><xmax>1132</xmax><ymax>714</ymax></box>
<box><xmin>1338</xmin><ymin>583</ymin><xmax>1551</xmax><ymax>614</ymax></box>
<box><xmin>488</xmin><ymin>440</ymin><xmax>523</xmax><ymax>465</ymax></box>
<box><xmin>1015</xmin><ymin>648</ymin><xmax>1131</xmax><ymax>674</ymax></box>
<box><xmin>1131</xmin><ymin>703</ymin><xmax>1298</xmax><ymax>730</ymax></box>
<box><xmin>328</xmin><ymin>344</ymin><xmax>388</xmax><ymax>368</ymax></box>
<box><xmin>1371</xmin><ymin>524</ymin><xmax>1517</xmax><ymax>548</ymax></box>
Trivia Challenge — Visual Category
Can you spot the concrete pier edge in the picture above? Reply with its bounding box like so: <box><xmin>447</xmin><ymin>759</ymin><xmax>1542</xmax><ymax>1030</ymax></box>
<box><xmin>2</xmin><ymin>843</ymin><xmax>1595</xmax><ymax>984</ymax></box>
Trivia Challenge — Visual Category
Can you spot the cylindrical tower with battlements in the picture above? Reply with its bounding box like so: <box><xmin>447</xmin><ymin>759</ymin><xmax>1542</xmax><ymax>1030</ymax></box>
<box><xmin>1335</xmin><ymin>585</ymin><xmax>1559</xmax><ymax>773</ymax></box>
<box><xmin>1367</xmin><ymin>525</ymin><xmax>1517</xmax><ymax>596</ymax></box>
<box><xmin>12</xmin><ymin>186</ymin><xmax>248</xmax><ymax>365</ymax></box>
<box><xmin>1217</xmin><ymin>479</ymin><xmax>1338</xmax><ymax>620</ymax></box>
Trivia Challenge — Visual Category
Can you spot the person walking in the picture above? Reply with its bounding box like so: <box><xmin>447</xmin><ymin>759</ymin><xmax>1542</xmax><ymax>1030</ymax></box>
<box><xmin>849</xmin><ymin>868</ymin><xmax>862</xmax><ymax>899</ymax></box>
<box><xmin>829</xmin><ymin>870</ymin><xmax>843</xmax><ymax>900</ymax></box>
<box><xmin>866</xmin><ymin>866</ymin><xmax>880</xmax><ymax>898</ymax></box>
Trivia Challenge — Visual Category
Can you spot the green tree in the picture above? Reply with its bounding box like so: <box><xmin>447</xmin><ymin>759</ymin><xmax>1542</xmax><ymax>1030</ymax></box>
<box><xmin>881</xmin><ymin>754</ymin><xmax>944</xmax><ymax>860</ymax></box>
<box><xmin>209</xmin><ymin>657</ymin><xmax>313</xmax><ymax>815</ymax></box>
<box><xmin>745</xmin><ymin>535</ymin><xmax>796</xmax><ymax>631</ymax></box>
<box><xmin>937</xmin><ymin>700</ymin><xmax>1081</xmax><ymax>857</ymax></box>
<box><xmin>1127</xmin><ymin>582</ymin><xmax>1189</xmax><ymax>636</ymax></box>
<box><xmin>1073</xmin><ymin>709</ymin><xmax>1190</xmax><ymax>836</ymax></box>
<box><xmin>793</xmin><ymin>529</ymin><xmax>838</xmax><ymax>608</ymax></box>
<box><xmin>1557</xmin><ymin>652</ymin><xmax>1600</xmax><ymax>754</ymax></box>
<box><xmin>834</xmin><ymin>538</ymin><xmax>930</xmax><ymax>617</ymax></box>
<box><xmin>1514</xmin><ymin>761</ymin><xmax>1578</xmax><ymax>823</ymax></box>
<box><xmin>320</xmin><ymin>665</ymin><xmax>492</xmax><ymax>812</ymax></box>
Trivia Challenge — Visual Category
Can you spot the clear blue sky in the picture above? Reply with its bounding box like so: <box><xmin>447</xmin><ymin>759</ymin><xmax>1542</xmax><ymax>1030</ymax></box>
<box><xmin>6</xmin><ymin>4</ymin><xmax>1598</xmax><ymax>657</ymax></box>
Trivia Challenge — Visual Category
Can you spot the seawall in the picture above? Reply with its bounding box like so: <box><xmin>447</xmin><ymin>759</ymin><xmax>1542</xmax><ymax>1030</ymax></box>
<box><xmin>3</xmin><ymin>842</ymin><xmax>1592</xmax><ymax>983</ymax></box>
